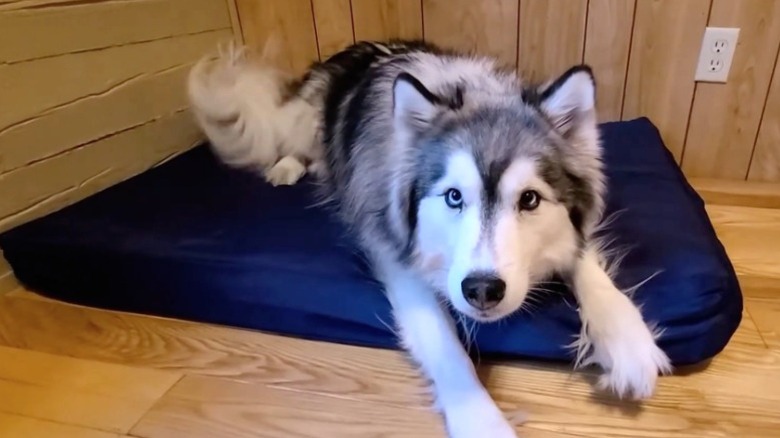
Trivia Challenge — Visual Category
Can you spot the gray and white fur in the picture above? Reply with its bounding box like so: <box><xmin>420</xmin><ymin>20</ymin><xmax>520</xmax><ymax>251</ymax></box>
<box><xmin>188</xmin><ymin>40</ymin><xmax>672</xmax><ymax>438</ymax></box>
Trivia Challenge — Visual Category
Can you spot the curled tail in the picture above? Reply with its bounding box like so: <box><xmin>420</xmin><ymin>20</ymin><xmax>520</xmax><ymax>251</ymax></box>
<box><xmin>186</xmin><ymin>43</ymin><xmax>321</xmax><ymax>185</ymax></box>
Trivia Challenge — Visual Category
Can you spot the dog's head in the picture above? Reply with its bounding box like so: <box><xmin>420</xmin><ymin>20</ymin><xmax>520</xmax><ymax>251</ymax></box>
<box><xmin>394</xmin><ymin>66</ymin><xmax>604</xmax><ymax>322</ymax></box>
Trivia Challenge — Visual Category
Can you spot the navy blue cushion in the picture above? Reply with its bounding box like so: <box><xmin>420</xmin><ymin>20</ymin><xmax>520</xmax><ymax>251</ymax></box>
<box><xmin>0</xmin><ymin>118</ymin><xmax>741</xmax><ymax>365</ymax></box>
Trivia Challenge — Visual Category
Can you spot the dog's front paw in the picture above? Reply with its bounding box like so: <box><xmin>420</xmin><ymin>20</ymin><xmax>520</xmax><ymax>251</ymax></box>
<box><xmin>444</xmin><ymin>395</ymin><xmax>520</xmax><ymax>438</ymax></box>
<box><xmin>265</xmin><ymin>156</ymin><xmax>306</xmax><ymax>186</ymax></box>
<box><xmin>584</xmin><ymin>317</ymin><xmax>672</xmax><ymax>400</ymax></box>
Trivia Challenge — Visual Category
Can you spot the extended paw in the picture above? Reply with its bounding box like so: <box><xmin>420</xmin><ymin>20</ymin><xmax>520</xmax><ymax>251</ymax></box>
<box><xmin>597</xmin><ymin>337</ymin><xmax>671</xmax><ymax>400</ymax></box>
<box><xmin>583</xmin><ymin>320</ymin><xmax>672</xmax><ymax>400</ymax></box>
<box><xmin>265</xmin><ymin>156</ymin><xmax>306</xmax><ymax>186</ymax></box>
<box><xmin>444</xmin><ymin>395</ymin><xmax>520</xmax><ymax>438</ymax></box>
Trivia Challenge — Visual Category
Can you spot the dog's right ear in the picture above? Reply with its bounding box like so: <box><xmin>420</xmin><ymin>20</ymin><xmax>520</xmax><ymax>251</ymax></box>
<box><xmin>393</xmin><ymin>73</ymin><xmax>442</xmax><ymax>133</ymax></box>
<box><xmin>535</xmin><ymin>66</ymin><xmax>597</xmax><ymax>140</ymax></box>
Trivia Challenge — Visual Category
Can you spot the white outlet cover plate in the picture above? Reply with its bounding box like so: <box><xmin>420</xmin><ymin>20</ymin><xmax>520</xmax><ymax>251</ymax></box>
<box><xmin>695</xmin><ymin>27</ymin><xmax>740</xmax><ymax>83</ymax></box>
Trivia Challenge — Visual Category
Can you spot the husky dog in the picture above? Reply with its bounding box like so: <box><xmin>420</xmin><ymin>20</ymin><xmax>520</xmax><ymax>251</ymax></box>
<box><xmin>188</xmin><ymin>40</ymin><xmax>672</xmax><ymax>437</ymax></box>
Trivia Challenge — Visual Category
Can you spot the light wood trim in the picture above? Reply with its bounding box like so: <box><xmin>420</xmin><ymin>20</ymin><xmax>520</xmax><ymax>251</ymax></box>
<box><xmin>690</xmin><ymin>178</ymin><xmax>780</xmax><ymax>209</ymax></box>
<box><xmin>682</xmin><ymin>0</ymin><xmax>780</xmax><ymax>179</ymax></box>
<box><xmin>0</xmin><ymin>0</ymin><xmax>230</xmax><ymax>63</ymax></box>
<box><xmin>622</xmin><ymin>0</ymin><xmax>710</xmax><ymax>162</ymax></box>
<box><xmin>312</xmin><ymin>0</ymin><xmax>355</xmax><ymax>59</ymax></box>
<box><xmin>584</xmin><ymin>0</ymin><xmax>636</xmax><ymax>122</ymax></box>
<box><xmin>517</xmin><ymin>0</ymin><xmax>587</xmax><ymax>83</ymax></box>
<box><xmin>351</xmin><ymin>0</ymin><xmax>423</xmax><ymax>42</ymax></box>
<box><xmin>423</xmin><ymin>0</ymin><xmax>519</xmax><ymax>70</ymax></box>
<box><xmin>748</xmin><ymin>44</ymin><xmax>780</xmax><ymax>182</ymax></box>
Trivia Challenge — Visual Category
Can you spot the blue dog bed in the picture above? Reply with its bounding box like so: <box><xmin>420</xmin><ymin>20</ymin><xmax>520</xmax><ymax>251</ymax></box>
<box><xmin>0</xmin><ymin>118</ymin><xmax>741</xmax><ymax>365</ymax></box>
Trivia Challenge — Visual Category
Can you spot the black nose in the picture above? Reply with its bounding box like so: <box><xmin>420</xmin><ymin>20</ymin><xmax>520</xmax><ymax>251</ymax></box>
<box><xmin>461</xmin><ymin>274</ymin><xmax>506</xmax><ymax>311</ymax></box>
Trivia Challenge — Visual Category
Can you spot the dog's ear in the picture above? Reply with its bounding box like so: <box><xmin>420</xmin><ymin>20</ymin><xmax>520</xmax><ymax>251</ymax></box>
<box><xmin>393</xmin><ymin>72</ymin><xmax>446</xmax><ymax>133</ymax></box>
<box><xmin>536</xmin><ymin>66</ymin><xmax>596</xmax><ymax>139</ymax></box>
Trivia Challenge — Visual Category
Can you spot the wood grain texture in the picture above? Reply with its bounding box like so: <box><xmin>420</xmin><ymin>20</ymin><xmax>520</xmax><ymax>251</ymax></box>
<box><xmin>0</xmin><ymin>293</ymin><xmax>432</xmax><ymax>409</ymax></box>
<box><xmin>690</xmin><ymin>178</ymin><xmax>780</xmax><ymax>209</ymax></box>
<box><xmin>584</xmin><ymin>0</ymin><xmax>636</xmax><ymax>121</ymax></box>
<box><xmin>622</xmin><ymin>0</ymin><xmax>710</xmax><ymax>162</ymax></box>
<box><xmin>0</xmin><ymin>0</ymin><xmax>230</xmax><ymax>63</ymax></box>
<box><xmin>748</xmin><ymin>51</ymin><xmax>780</xmax><ymax>182</ymax></box>
<box><xmin>351</xmin><ymin>0</ymin><xmax>422</xmax><ymax>42</ymax></box>
<box><xmin>0</xmin><ymin>345</ymin><xmax>180</xmax><ymax>433</ymax></box>
<box><xmin>0</xmin><ymin>2</ymin><xmax>230</xmax><ymax>235</ymax></box>
<box><xmin>0</xmin><ymin>111</ymin><xmax>202</xmax><ymax>233</ymax></box>
<box><xmin>0</xmin><ymin>412</ymin><xmax>126</xmax><ymax>438</ymax></box>
<box><xmin>517</xmin><ymin>0</ymin><xmax>587</xmax><ymax>83</ymax></box>
<box><xmin>2</xmin><ymin>285</ymin><xmax>779</xmax><ymax>437</ymax></box>
<box><xmin>682</xmin><ymin>0</ymin><xmax>780</xmax><ymax>179</ymax></box>
<box><xmin>746</xmin><ymin>298</ymin><xmax>780</xmax><ymax>349</ymax></box>
<box><xmin>1</xmin><ymin>64</ymin><xmax>192</xmax><ymax>174</ymax></box>
<box><xmin>312</xmin><ymin>0</ymin><xmax>354</xmax><ymax>59</ymax></box>
<box><xmin>235</xmin><ymin>0</ymin><xmax>318</xmax><ymax>73</ymax></box>
<box><xmin>423</xmin><ymin>0</ymin><xmax>518</xmax><ymax>69</ymax></box>
<box><xmin>131</xmin><ymin>375</ymin><xmax>446</xmax><ymax>438</ymax></box>
<box><xmin>0</xmin><ymin>29</ymin><xmax>230</xmax><ymax>132</ymax></box>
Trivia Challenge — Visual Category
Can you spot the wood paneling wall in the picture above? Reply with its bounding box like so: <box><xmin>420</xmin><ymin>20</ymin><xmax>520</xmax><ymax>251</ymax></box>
<box><xmin>0</xmin><ymin>0</ymin><xmax>239</xmax><ymax>291</ymax></box>
<box><xmin>236</xmin><ymin>0</ymin><xmax>780</xmax><ymax>182</ymax></box>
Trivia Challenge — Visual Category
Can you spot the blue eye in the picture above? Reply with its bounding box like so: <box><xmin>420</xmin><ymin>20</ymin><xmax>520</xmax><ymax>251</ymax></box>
<box><xmin>444</xmin><ymin>188</ymin><xmax>463</xmax><ymax>209</ymax></box>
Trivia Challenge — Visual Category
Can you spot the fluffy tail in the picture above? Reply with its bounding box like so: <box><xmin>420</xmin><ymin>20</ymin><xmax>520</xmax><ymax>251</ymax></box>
<box><xmin>186</xmin><ymin>43</ymin><xmax>320</xmax><ymax>184</ymax></box>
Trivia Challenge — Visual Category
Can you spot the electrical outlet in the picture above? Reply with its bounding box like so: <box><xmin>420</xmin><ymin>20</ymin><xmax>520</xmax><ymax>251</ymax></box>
<box><xmin>695</xmin><ymin>27</ymin><xmax>739</xmax><ymax>83</ymax></box>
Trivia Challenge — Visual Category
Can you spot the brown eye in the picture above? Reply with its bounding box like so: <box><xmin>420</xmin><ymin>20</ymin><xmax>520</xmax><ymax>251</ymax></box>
<box><xmin>518</xmin><ymin>190</ymin><xmax>540</xmax><ymax>211</ymax></box>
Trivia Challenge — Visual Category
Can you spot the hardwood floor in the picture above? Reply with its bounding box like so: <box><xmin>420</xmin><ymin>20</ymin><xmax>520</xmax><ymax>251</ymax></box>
<box><xmin>0</xmin><ymin>182</ymin><xmax>779</xmax><ymax>437</ymax></box>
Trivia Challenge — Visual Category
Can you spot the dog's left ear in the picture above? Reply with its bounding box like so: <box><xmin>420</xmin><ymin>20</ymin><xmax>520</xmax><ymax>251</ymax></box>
<box><xmin>536</xmin><ymin>66</ymin><xmax>596</xmax><ymax>139</ymax></box>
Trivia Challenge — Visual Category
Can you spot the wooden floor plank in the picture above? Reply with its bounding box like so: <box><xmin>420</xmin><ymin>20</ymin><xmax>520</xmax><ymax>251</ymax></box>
<box><xmin>0</xmin><ymin>292</ymin><xmax>776</xmax><ymax>437</ymax></box>
<box><xmin>131</xmin><ymin>375</ymin><xmax>446</xmax><ymax>438</ymax></box>
<box><xmin>130</xmin><ymin>374</ymin><xmax>586</xmax><ymax>438</ymax></box>
<box><xmin>0</xmin><ymin>294</ymin><xmax>432</xmax><ymax>409</ymax></box>
<box><xmin>0</xmin><ymin>345</ymin><xmax>180</xmax><ymax>433</ymax></box>
<box><xmin>745</xmin><ymin>298</ymin><xmax>780</xmax><ymax>350</ymax></box>
<box><xmin>0</xmin><ymin>412</ymin><xmax>126</xmax><ymax>438</ymax></box>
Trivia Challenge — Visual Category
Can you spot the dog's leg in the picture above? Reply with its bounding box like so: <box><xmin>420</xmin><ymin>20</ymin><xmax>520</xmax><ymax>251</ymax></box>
<box><xmin>376</xmin><ymin>258</ymin><xmax>518</xmax><ymax>438</ymax></box>
<box><xmin>571</xmin><ymin>246</ymin><xmax>672</xmax><ymax>399</ymax></box>
<box><xmin>264</xmin><ymin>155</ymin><xmax>307</xmax><ymax>186</ymax></box>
